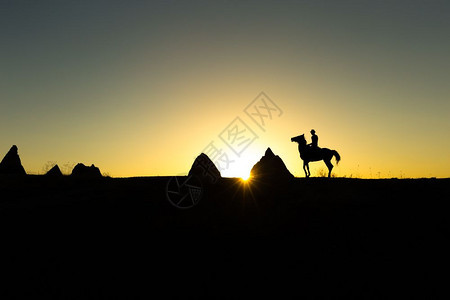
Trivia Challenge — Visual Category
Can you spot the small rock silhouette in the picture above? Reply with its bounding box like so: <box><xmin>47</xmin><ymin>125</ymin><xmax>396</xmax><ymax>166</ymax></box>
<box><xmin>71</xmin><ymin>163</ymin><xmax>102</xmax><ymax>178</ymax></box>
<box><xmin>0</xmin><ymin>145</ymin><xmax>26</xmax><ymax>175</ymax></box>
<box><xmin>189</xmin><ymin>153</ymin><xmax>221</xmax><ymax>184</ymax></box>
<box><xmin>46</xmin><ymin>164</ymin><xmax>63</xmax><ymax>177</ymax></box>
<box><xmin>250</xmin><ymin>147</ymin><xmax>293</xmax><ymax>181</ymax></box>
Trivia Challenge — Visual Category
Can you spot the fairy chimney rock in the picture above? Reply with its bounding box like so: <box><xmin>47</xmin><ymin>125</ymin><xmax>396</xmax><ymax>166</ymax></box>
<box><xmin>250</xmin><ymin>147</ymin><xmax>293</xmax><ymax>181</ymax></box>
<box><xmin>188</xmin><ymin>153</ymin><xmax>221</xmax><ymax>184</ymax></box>
<box><xmin>0</xmin><ymin>145</ymin><xmax>26</xmax><ymax>175</ymax></box>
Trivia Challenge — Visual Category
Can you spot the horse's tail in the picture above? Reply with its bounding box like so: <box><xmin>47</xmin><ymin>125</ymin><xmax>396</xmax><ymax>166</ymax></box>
<box><xmin>332</xmin><ymin>150</ymin><xmax>341</xmax><ymax>165</ymax></box>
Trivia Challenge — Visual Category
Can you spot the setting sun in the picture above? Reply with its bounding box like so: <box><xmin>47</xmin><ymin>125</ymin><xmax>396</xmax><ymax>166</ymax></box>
<box><xmin>240</xmin><ymin>174</ymin><xmax>251</xmax><ymax>181</ymax></box>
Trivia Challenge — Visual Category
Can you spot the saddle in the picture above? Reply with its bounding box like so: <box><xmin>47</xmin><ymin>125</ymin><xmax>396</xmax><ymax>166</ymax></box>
<box><xmin>307</xmin><ymin>146</ymin><xmax>322</xmax><ymax>157</ymax></box>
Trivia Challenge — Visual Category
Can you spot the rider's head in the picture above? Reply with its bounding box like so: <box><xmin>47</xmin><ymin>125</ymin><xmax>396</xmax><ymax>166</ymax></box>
<box><xmin>310</xmin><ymin>129</ymin><xmax>316</xmax><ymax>135</ymax></box>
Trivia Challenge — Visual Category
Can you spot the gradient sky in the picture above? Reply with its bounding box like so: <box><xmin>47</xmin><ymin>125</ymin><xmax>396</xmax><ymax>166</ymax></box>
<box><xmin>1</xmin><ymin>0</ymin><xmax>449</xmax><ymax>178</ymax></box>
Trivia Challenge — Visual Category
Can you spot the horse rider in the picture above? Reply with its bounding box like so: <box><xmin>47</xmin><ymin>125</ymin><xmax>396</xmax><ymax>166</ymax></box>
<box><xmin>308</xmin><ymin>129</ymin><xmax>319</xmax><ymax>149</ymax></box>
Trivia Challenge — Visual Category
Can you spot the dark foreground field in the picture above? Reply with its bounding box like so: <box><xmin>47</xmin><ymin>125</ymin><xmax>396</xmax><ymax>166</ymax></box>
<box><xmin>1</xmin><ymin>176</ymin><xmax>449</xmax><ymax>298</ymax></box>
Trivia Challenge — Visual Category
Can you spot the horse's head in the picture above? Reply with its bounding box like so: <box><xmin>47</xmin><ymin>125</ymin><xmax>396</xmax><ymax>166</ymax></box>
<box><xmin>291</xmin><ymin>134</ymin><xmax>306</xmax><ymax>144</ymax></box>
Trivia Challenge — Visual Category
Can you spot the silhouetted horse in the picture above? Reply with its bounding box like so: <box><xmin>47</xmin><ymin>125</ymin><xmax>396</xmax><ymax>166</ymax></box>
<box><xmin>291</xmin><ymin>134</ymin><xmax>341</xmax><ymax>178</ymax></box>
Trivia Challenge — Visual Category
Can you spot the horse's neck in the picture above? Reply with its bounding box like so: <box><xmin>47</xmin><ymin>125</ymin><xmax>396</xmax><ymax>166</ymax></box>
<box><xmin>298</xmin><ymin>143</ymin><xmax>307</xmax><ymax>153</ymax></box>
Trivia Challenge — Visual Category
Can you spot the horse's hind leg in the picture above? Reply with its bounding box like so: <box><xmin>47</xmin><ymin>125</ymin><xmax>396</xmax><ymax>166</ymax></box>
<box><xmin>325</xmin><ymin>160</ymin><xmax>333</xmax><ymax>178</ymax></box>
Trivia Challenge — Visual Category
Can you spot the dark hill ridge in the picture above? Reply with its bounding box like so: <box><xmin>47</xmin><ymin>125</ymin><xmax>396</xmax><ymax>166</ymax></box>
<box><xmin>0</xmin><ymin>145</ymin><xmax>26</xmax><ymax>175</ymax></box>
<box><xmin>0</xmin><ymin>176</ymin><xmax>448</xmax><ymax>298</ymax></box>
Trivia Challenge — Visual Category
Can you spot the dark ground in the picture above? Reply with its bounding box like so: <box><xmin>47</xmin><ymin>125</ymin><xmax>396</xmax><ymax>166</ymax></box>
<box><xmin>0</xmin><ymin>176</ymin><xmax>449</xmax><ymax>298</ymax></box>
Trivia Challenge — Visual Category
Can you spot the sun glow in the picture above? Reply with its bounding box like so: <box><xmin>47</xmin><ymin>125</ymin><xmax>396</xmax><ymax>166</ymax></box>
<box><xmin>217</xmin><ymin>148</ymin><xmax>263</xmax><ymax>180</ymax></box>
<box><xmin>227</xmin><ymin>165</ymin><xmax>251</xmax><ymax>181</ymax></box>
<box><xmin>219</xmin><ymin>156</ymin><xmax>255</xmax><ymax>180</ymax></box>
<box><xmin>240</xmin><ymin>173</ymin><xmax>251</xmax><ymax>181</ymax></box>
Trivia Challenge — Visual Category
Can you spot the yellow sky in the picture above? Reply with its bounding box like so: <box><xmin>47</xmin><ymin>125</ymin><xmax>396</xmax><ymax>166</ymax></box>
<box><xmin>10</xmin><ymin>87</ymin><xmax>449</xmax><ymax>179</ymax></box>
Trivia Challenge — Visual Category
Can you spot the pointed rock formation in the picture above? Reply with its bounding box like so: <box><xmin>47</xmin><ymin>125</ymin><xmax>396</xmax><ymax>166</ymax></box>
<box><xmin>189</xmin><ymin>153</ymin><xmax>221</xmax><ymax>184</ymax></box>
<box><xmin>250</xmin><ymin>148</ymin><xmax>293</xmax><ymax>182</ymax></box>
<box><xmin>46</xmin><ymin>164</ymin><xmax>63</xmax><ymax>177</ymax></box>
<box><xmin>0</xmin><ymin>145</ymin><xmax>26</xmax><ymax>175</ymax></box>
<box><xmin>71</xmin><ymin>163</ymin><xmax>102</xmax><ymax>178</ymax></box>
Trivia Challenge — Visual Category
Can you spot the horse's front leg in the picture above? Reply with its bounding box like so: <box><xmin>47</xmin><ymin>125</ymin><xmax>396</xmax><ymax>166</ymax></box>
<box><xmin>303</xmin><ymin>162</ymin><xmax>310</xmax><ymax>178</ymax></box>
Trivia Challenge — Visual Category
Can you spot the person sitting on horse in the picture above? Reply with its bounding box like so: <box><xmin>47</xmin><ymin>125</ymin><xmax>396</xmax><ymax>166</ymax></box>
<box><xmin>308</xmin><ymin>129</ymin><xmax>319</xmax><ymax>149</ymax></box>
